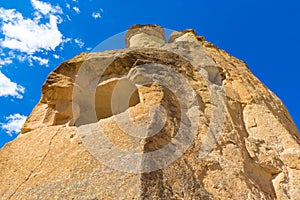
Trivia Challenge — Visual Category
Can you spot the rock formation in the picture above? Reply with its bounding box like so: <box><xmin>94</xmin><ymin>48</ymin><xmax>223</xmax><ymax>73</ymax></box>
<box><xmin>0</xmin><ymin>25</ymin><xmax>299</xmax><ymax>200</ymax></box>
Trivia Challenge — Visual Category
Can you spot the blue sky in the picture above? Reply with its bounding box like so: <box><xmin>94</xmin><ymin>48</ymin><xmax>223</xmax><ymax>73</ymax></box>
<box><xmin>0</xmin><ymin>0</ymin><xmax>299</xmax><ymax>148</ymax></box>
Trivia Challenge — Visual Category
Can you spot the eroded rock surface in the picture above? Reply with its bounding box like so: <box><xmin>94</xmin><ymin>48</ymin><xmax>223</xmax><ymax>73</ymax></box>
<box><xmin>0</xmin><ymin>25</ymin><xmax>299</xmax><ymax>200</ymax></box>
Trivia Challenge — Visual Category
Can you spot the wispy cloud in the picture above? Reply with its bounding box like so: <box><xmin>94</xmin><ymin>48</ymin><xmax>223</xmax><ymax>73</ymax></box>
<box><xmin>74</xmin><ymin>38</ymin><xmax>84</xmax><ymax>48</ymax></box>
<box><xmin>73</xmin><ymin>7</ymin><xmax>80</xmax><ymax>14</ymax></box>
<box><xmin>30</xmin><ymin>0</ymin><xmax>62</xmax><ymax>15</ymax></box>
<box><xmin>28</xmin><ymin>55</ymin><xmax>49</xmax><ymax>66</ymax></box>
<box><xmin>92</xmin><ymin>12</ymin><xmax>101</xmax><ymax>19</ymax></box>
<box><xmin>92</xmin><ymin>8</ymin><xmax>103</xmax><ymax>19</ymax></box>
<box><xmin>0</xmin><ymin>71</ymin><xmax>24</xmax><ymax>99</ymax></box>
<box><xmin>0</xmin><ymin>114</ymin><xmax>27</xmax><ymax>136</ymax></box>
<box><xmin>0</xmin><ymin>57</ymin><xmax>13</xmax><ymax>66</ymax></box>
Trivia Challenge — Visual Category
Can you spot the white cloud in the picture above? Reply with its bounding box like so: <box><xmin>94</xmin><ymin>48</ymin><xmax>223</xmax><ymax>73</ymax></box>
<box><xmin>0</xmin><ymin>71</ymin><xmax>25</xmax><ymax>99</ymax></box>
<box><xmin>66</xmin><ymin>14</ymin><xmax>71</xmax><ymax>21</ymax></box>
<box><xmin>28</xmin><ymin>55</ymin><xmax>49</xmax><ymax>66</ymax></box>
<box><xmin>73</xmin><ymin>7</ymin><xmax>80</xmax><ymax>14</ymax></box>
<box><xmin>0</xmin><ymin>57</ymin><xmax>13</xmax><ymax>66</ymax></box>
<box><xmin>0</xmin><ymin>114</ymin><xmax>27</xmax><ymax>136</ymax></box>
<box><xmin>0</xmin><ymin>53</ymin><xmax>48</xmax><ymax>67</ymax></box>
<box><xmin>92</xmin><ymin>8</ymin><xmax>103</xmax><ymax>19</ymax></box>
<box><xmin>63</xmin><ymin>37</ymin><xmax>72</xmax><ymax>43</ymax></box>
<box><xmin>0</xmin><ymin>0</ymin><xmax>64</xmax><ymax>55</ymax></box>
<box><xmin>0</xmin><ymin>0</ymin><xmax>87</xmax><ymax>69</ymax></box>
<box><xmin>0</xmin><ymin>9</ymin><xmax>63</xmax><ymax>54</ymax></box>
<box><xmin>31</xmin><ymin>0</ymin><xmax>62</xmax><ymax>15</ymax></box>
<box><xmin>0</xmin><ymin>9</ymin><xmax>23</xmax><ymax>22</ymax></box>
<box><xmin>92</xmin><ymin>12</ymin><xmax>101</xmax><ymax>19</ymax></box>
<box><xmin>74</xmin><ymin>38</ymin><xmax>84</xmax><ymax>48</ymax></box>
<box><xmin>15</xmin><ymin>54</ymin><xmax>27</xmax><ymax>63</ymax></box>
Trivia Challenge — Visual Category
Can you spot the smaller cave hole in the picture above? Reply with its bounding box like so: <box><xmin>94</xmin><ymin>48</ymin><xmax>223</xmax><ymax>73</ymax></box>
<box><xmin>95</xmin><ymin>77</ymin><xmax>140</xmax><ymax>120</ymax></box>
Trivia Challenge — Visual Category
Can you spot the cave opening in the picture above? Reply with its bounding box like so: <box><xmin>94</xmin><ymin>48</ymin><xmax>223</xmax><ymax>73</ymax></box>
<box><xmin>95</xmin><ymin>77</ymin><xmax>141</xmax><ymax>121</ymax></box>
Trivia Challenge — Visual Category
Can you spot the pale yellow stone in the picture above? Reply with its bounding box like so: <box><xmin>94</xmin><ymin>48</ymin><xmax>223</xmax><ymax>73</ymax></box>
<box><xmin>0</xmin><ymin>25</ymin><xmax>299</xmax><ymax>200</ymax></box>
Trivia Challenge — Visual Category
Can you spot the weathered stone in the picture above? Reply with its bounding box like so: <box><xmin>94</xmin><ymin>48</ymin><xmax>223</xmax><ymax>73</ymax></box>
<box><xmin>0</xmin><ymin>25</ymin><xmax>299</xmax><ymax>200</ymax></box>
<box><xmin>125</xmin><ymin>24</ymin><xmax>166</xmax><ymax>48</ymax></box>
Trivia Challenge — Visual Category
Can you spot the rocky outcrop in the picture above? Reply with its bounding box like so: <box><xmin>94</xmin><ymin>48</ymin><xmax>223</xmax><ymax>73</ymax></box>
<box><xmin>125</xmin><ymin>24</ymin><xmax>166</xmax><ymax>48</ymax></box>
<box><xmin>0</xmin><ymin>25</ymin><xmax>299</xmax><ymax>200</ymax></box>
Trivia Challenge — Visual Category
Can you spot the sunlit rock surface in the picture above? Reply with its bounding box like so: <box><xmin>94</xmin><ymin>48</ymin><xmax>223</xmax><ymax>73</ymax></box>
<box><xmin>0</xmin><ymin>25</ymin><xmax>299</xmax><ymax>200</ymax></box>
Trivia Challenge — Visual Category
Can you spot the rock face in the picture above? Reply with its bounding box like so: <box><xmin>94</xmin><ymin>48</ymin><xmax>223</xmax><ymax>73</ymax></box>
<box><xmin>1</xmin><ymin>25</ymin><xmax>300</xmax><ymax>200</ymax></box>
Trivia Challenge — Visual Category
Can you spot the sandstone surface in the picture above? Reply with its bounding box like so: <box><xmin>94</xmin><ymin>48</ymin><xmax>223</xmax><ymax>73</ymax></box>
<box><xmin>0</xmin><ymin>25</ymin><xmax>299</xmax><ymax>200</ymax></box>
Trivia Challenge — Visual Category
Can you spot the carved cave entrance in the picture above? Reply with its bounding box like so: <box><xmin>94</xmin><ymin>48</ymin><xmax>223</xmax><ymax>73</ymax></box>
<box><xmin>95</xmin><ymin>77</ymin><xmax>140</xmax><ymax>121</ymax></box>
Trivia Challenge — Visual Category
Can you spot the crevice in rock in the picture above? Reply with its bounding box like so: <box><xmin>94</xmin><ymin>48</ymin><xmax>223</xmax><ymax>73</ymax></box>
<box><xmin>7</xmin><ymin>128</ymin><xmax>60</xmax><ymax>199</ymax></box>
<box><xmin>183</xmin><ymin>158</ymin><xmax>200</xmax><ymax>194</ymax></box>
<box><xmin>241</xmin><ymin>105</ymin><xmax>277</xmax><ymax>198</ymax></box>
<box><xmin>140</xmin><ymin>170</ymin><xmax>165</xmax><ymax>199</ymax></box>
<box><xmin>226</xmin><ymin>100</ymin><xmax>277</xmax><ymax>198</ymax></box>
<box><xmin>272</xmin><ymin>171</ymin><xmax>291</xmax><ymax>200</ymax></box>
<box><xmin>142</xmin><ymin>86</ymin><xmax>180</xmax><ymax>152</ymax></box>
